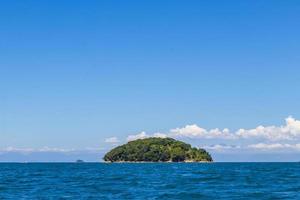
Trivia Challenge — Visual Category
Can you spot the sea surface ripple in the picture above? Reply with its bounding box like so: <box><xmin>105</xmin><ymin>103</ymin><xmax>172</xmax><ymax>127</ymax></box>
<box><xmin>0</xmin><ymin>163</ymin><xmax>299</xmax><ymax>199</ymax></box>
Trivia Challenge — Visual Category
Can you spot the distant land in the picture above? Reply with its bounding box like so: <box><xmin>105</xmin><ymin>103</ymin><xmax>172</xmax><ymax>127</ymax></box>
<box><xmin>104</xmin><ymin>137</ymin><xmax>213</xmax><ymax>162</ymax></box>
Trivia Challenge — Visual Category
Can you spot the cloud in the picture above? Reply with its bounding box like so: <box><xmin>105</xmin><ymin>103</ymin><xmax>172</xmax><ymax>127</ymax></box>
<box><xmin>127</xmin><ymin>132</ymin><xmax>148</xmax><ymax>141</ymax></box>
<box><xmin>153</xmin><ymin>132</ymin><xmax>167</xmax><ymax>138</ymax></box>
<box><xmin>122</xmin><ymin>116</ymin><xmax>300</xmax><ymax>148</ymax></box>
<box><xmin>38</xmin><ymin>147</ymin><xmax>75</xmax><ymax>153</ymax></box>
<box><xmin>2</xmin><ymin>147</ymin><xmax>35</xmax><ymax>153</ymax></box>
<box><xmin>149</xmin><ymin>116</ymin><xmax>300</xmax><ymax>141</ymax></box>
<box><xmin>170</xmin><ymin>125</ymin><xmax>235</xmax><ymax>139</ymax></box>
<box><xmin>116</xmin><ymin>116</ymin><xmax>300</xmax><ymax>154</ymax></box>
<box><xmin>236</xmin><ymin>117</ymin><xmax>300</xmax><ymax>141</ymax></box>
<box><xmin>104</xmin><ymin>137</ymin><xmax>120</xmax><ymax>144</ymax></box>
<box><xmin>248</xmin><ymin>143</ymin><xmax>300</xmax><ymax>151</ymax></box>
<box><xmin>203</xmin><ymin>144</ymin><xmax>241</xmax><ymax>151</ymax></box>
<box><xmin>0</xmin><ymin>147</ymin><xmax>75</xmax><ymax>154</ymax></box>
<box><xmin>126</xmin><ymin>132</ymin><xmax>167</xmax><ymax>141</ymax></box>
<box><xmin>201</xmin><ymin>143</ymin><xmax>300</xmax><ymax>152</ymax></box>
<box><xmin>0</xmin><ymin>146</ymin><xmax>109</xmax><ymax>156</ymax></box>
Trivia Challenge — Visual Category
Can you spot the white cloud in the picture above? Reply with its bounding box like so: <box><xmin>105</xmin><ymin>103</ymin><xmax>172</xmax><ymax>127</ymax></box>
<box><xmin>236</xmin><ymin>117</ymin><xmax>300</xmax><ymax>141</ymax></box>
<box><xmin>126</xmin><ymin>132</ymin><xmax>167</xmax><ymax>141</ymax></box>
<box><xmin>202</xmin><ymin>143</ymin><xmax>300</xmax><ymax>152</ymax></box>
<box><xmin>153</xmin><ymin>132</ymin><xmax>167</xmax><ymax>138</ymax></box>
<box><xmin>2</xmin><ymin>147</ymin><xmax>34</xmax><ymax>153</ymax></box>
<box><xmin>162</xmin><ymin>116</ymin><xmax>300</xmax><ymax>141</ymax></box>
<box><xmin>170</xmin><ymin>124</ymin><xmax>207</xmax><ymax>137</ymax></box>
<box><xmin>38</xmin><ymin>146</ymin><xmax>75</xmax><ymax>153</ymax></box>
<box><xmin>236</xmin><ymin>125</ymin><xmax>290</xmax><ymax>141</ymax></box>
<box><xmin>117</xmin><ymin>116</ymin><xmax>300</xmax><ymax>154</ymax></box>
<box><xmin>124</xmin><ymin>117</ymin><xmax>300</xmax><ymax>142</ymax></box>
<box><xmin>104</xmin><ymin>137</ymin><xmax>120</xmax><ymax>144</ymax></box>
<box><xmin>203</xmin><ymin>144</ymin><xmax>241</xmax><ymax>150</ymax></box>
<box><xmin>127</xmin><ymin>132</ymin><xmax>148</xmax><ymax>141</ymax></box>
<box><xmin>0</xmin><ymin>147</ymin><xmax>75</xmax><ymax>154</ymax></box>
<box><xmin>170</xmin><ymin>124</ymin><xmax>235</xmax><ymax>139</ymax></box>
<box><xmin>248</xmin><ymin>143</ymin><xmax>300</xmax><ymax>150</ymax></box>
<box><xmin>0</xmin><ymin>146</ymin><xmax>109</xmax><ymax>156</ymax></box>
<box><xmin>285</xmin><ymin>116</ymin><xmax>300</xmax><ymax>135</ymax></box>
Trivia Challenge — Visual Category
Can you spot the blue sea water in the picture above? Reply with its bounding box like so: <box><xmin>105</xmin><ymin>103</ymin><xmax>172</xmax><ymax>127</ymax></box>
<box><xmin>0</xmin><ymin>163</ymin><xmax>299</xmax><ymax>199</ymax></box>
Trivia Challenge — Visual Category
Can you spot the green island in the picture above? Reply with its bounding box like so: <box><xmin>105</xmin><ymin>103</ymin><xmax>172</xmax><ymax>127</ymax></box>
<box><xmin>104</xmin><ymin>137</ymin><xmax>213</xmax><ymax>162</ymax></box>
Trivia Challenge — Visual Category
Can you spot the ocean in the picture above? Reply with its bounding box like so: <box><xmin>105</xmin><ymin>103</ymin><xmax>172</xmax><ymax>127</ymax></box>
<box><xmin>0</xmin><ymin>163</ymin><xmax>299</xmax><ymax>199</ymax></box>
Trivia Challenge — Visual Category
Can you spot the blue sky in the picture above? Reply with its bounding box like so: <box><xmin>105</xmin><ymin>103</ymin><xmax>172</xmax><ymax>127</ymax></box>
<box><xmin>1</xmin><ymin>1</ymin><xmax>300</xmax><ymax>161</ymax></box>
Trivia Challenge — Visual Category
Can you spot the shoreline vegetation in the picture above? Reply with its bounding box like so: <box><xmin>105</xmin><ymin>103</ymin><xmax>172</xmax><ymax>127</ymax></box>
<box><xmin>104</xmin><ymin>161</ymin><xmax>212</xmax><ymax>163</ymax></box>
<box><xmin>104</xmin><ymin>137</ymin><xmax>213</xmax><ymax>163</ymax></box>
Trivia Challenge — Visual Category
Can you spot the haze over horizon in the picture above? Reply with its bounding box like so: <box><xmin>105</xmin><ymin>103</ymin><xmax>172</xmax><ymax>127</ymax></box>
<box><xmin>1</xmin><ymin>0</ymin><xmax>300</xmax><ymax>162</ymax></box>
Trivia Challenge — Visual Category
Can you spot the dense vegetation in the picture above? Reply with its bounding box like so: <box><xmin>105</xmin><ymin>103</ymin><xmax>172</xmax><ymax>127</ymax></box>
<box><xmin>104</xmin><ymin>137</ymin><xmax>213</xmax><ymax>162</ymax></box>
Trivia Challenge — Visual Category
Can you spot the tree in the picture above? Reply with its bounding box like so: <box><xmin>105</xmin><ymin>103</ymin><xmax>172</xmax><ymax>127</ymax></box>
<box><xmin>103</xmin><ymin>137</ymin><xmax>213</xmax><ymax>162</ymax></box>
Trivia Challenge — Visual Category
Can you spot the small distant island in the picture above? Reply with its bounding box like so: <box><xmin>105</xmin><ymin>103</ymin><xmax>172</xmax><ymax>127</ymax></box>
<box><xmin>103</xmin><ymin>137</ymin><xmax>213</xmax><ymax>162</ymax></box>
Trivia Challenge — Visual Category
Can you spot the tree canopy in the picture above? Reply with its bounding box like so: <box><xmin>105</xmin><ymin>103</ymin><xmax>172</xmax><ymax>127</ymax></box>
<box><xmin>103</xmin><ymin>137</ymin><xmax>213</xmax><ymax>162</ymax></box>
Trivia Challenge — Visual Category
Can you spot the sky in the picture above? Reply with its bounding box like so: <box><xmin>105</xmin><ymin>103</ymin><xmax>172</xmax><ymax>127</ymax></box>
<box><xmin>1</xmin><ymin>0</ymin><xmax>300</xmax><ymax>162</ymax></box>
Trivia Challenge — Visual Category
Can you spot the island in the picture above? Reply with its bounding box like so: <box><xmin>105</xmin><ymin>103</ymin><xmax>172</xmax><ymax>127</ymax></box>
<box><xmin>103</xmin><ymin>137</ymin><xmax>213</xmax><ymax>162</ymax></box>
